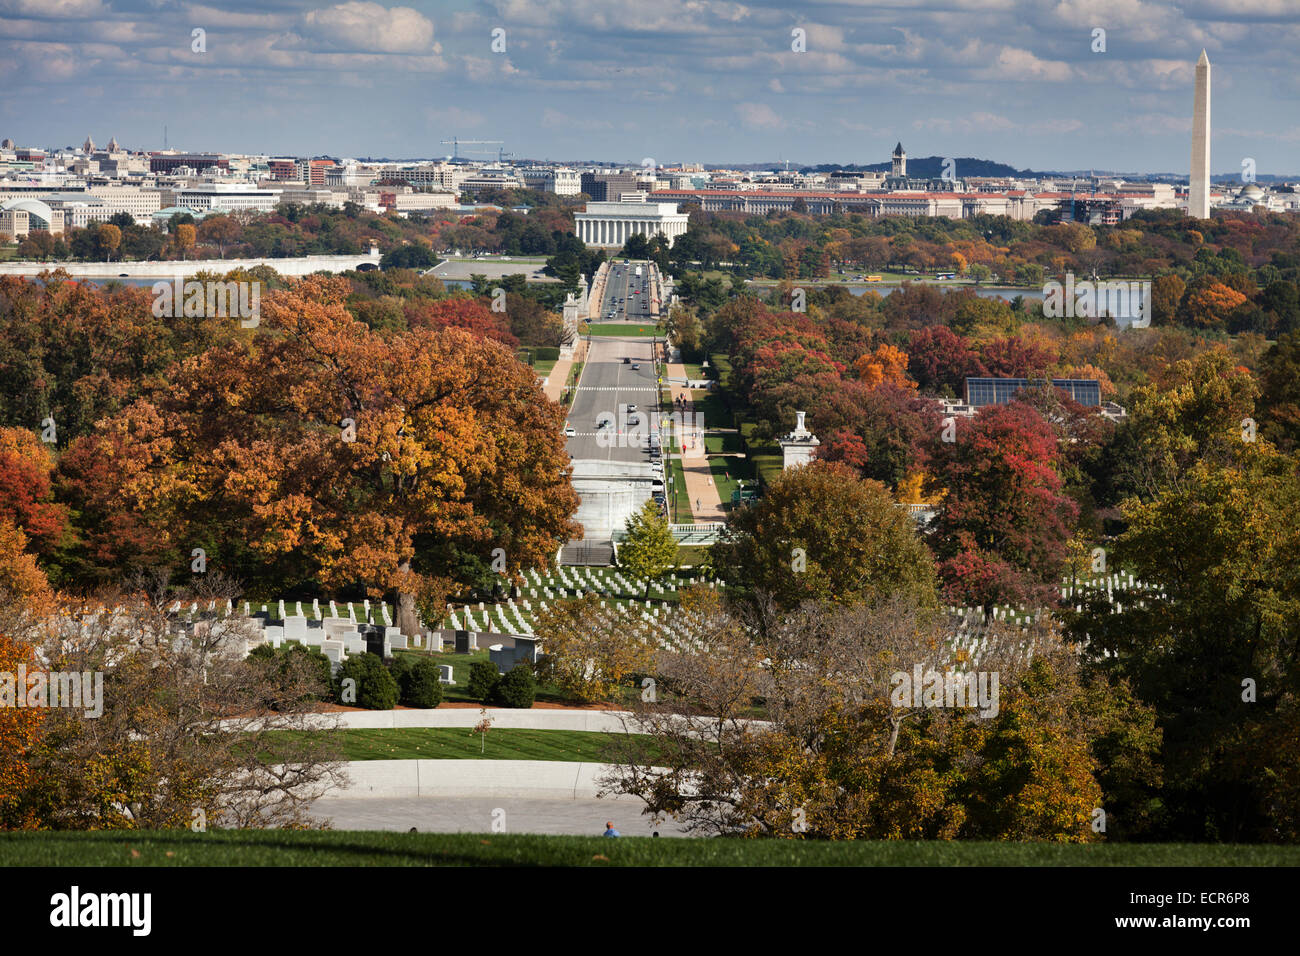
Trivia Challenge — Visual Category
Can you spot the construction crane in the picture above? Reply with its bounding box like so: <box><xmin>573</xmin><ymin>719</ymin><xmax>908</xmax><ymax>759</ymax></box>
<box><xmin>496</xmin><ymin>148</ymin><xmax>514</xmax><ymax>164</ymax></box>
<box><xmin>439</xmin><ymin>137</ymin><xmax>503</xmax><ymax>161</ymax></box>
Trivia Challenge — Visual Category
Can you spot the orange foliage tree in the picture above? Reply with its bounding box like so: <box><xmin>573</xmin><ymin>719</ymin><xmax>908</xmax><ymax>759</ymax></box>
<box><xmin>63</xmin><ymin>276</ymin><xmax>580</xmax><ymax>634</ymax></box>
<box><xmin>853</xmin><ymin>344</ymin><xmax>915</xmax><ymax>391</ymax></box>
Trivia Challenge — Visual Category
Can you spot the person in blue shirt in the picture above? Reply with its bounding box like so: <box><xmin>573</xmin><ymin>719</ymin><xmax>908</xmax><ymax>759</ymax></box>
<box><xmin>603</xmin><ymin>821</ymin><xmax>620</xmax><ymax>837</ymax></box>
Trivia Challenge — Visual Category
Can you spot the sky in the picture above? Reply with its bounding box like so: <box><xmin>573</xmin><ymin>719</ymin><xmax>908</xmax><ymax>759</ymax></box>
<box><xmin>1</xmin><ymin>0</ymin><xmax>1298</xmax><ymax>175</ymax></box>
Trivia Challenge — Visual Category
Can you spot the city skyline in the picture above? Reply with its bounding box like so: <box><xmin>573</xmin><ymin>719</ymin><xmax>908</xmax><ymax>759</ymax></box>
<box><xmin>1</xmin><ymin>0</ymin><xmax>1298</xmax><ymax>174</ymax></box>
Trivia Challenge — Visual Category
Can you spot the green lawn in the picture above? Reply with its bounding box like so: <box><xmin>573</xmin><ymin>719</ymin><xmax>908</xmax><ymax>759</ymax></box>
<box><xmin>709</xmin><ymin>458</ymin><xmax>741</xmax><ymax>507</ymax></box>
<box><xmin>583</xmin><ymin>322</ymin><xmax>658</xmax><ymax>337</ymax></box>
<box><xmin>533</xmin><ymin>359</ymin><xmax>558</xmax><ymax>378</ymax></box>
<box><xmin>259</xmin><ymin>727</ymin><xmax>647</xmax><ymax>762</ymax></box>
<box><xmin>692</xmin><ymin>389</ymin><xmax>734</xmax><ymax>430</ymax></box>
<box><xmin>676</xmin><ymin>544</ymin><xmax>711</xmax><ymax>567</ymax></box>
<box><xmin>669</xmin><ymin>456</ymin><xmax>692</xmax><ymax>524</ymax></box>
<box><xmin>3</xmin><ymin>831</ymin><xmax>1296</xmax><ymax>867</ymax></box>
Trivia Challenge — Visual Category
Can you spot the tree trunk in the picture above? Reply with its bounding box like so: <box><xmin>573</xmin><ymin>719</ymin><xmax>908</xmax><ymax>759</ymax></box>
<box><xmin>396</xmin><ymin>559</ymin><xmax>421</xmax><ymax>638</ymax></box>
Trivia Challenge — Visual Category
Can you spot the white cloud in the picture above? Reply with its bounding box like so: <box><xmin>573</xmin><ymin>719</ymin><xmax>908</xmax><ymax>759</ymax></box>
<box><xmin>737</xmin><ymin>102</ymin><xmax>785</xmax><ymax>130</ymax></box>
<box><xmin>297</xmin><ymin>2</ymin><xmax>434</xmax><ymax>54</ymax></box>
<box><xmin>0</xmin><ymin>0</ymin><xmax>105</xmax><ymax>17</ymax></box>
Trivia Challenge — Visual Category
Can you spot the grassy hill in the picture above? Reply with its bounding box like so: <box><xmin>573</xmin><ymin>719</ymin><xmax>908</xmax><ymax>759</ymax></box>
<box><xmin>2</xmin><ymin>831</ymin><xmax>1296</xmax><ymax>867</ymax></box>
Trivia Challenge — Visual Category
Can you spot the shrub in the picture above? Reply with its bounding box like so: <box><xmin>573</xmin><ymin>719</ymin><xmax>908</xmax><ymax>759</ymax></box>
<box><xmin>390</xmin><ymin>655</ymin><xmax>443</xmax><ymax>708</ymax></box>
<box><xmin>335</xmin><ymin>652</ymin><xmax>399</xmax><ymax>710</ymax></box>
<box><xmin>246</xmin><ymin>642</ymin><xmax>332</xmax><ymax>708</ymax></box>
<box><xmin>285</xmin><ymin>643</ymin><xmax>332</xmax><ymax>695</ymax></box>
<box><xmin>490</xmin><ymin>663</ymin><xmax>536</xmax><ymax>708</ymax></box>
<box><xmin>467</xmin><ymin>660</ymin><xmax>501</xmax><ymax>702</ymax></box>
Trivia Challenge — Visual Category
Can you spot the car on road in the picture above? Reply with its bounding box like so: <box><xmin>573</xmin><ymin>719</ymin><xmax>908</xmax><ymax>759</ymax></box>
<box><xmin>623</xmin><ymin>357</ymin><xmax>630</xmax><ymax>364</ymax></box>
<box><xmin>626</xmin><ymin>404</ymin><xmax>637</xmax><ymax>412</ymax></box>
<box><xmin>564</xmin><ymin>425</ymin><xmax>576</xmax><ymax>437</ymax></box>
<box><xmin>631</xmin><ymin>363</ymin><xmax>640</xmax><ymax>370</ymax></box>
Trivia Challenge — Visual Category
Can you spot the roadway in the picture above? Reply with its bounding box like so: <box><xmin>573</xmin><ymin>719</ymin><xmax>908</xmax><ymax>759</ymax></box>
<box><xmin>310</xmin><ymin>795</ymin><xmax>698</xmax><ymax>837</ymax></box>
<box><xmin>560</xmin><ymin>260</ymin><xmax>666</xmax><ymax>545</ymax></box>
<box><xmin>597</xmin><ymin>260</ymin><xmax>654</xmax><ymax>321</ymax></box>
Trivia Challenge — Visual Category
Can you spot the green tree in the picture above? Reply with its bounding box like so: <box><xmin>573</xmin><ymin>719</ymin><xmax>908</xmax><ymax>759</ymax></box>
<box><xmin>711</xmin><ymin>460</ymin><xmax>936</xmax><ymax>611</ymax></box>
<box><xmin>620</xmin><ymin>498</ymin><xmax>678</xmax><ymax>599</ymax></box>
<box><xmin>1258</xmin><ymin>331</ymin><xmax>1300</xmax><ymax>453</ymax></box>
<box><xmin>1074</xmin><ymin>443</ymin><xmax>1300</xmax><ymax>841</ymax></box>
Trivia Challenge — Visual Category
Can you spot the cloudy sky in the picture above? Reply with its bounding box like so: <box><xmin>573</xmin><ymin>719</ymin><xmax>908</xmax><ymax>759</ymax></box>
<box><xmin>1</xmin><ymin>0</ymin><xmax>1297</xmax><ymax>174</ymax></box>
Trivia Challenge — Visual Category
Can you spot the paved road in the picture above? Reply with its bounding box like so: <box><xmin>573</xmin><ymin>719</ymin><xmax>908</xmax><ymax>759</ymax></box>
<box><xmin>597</xmin><ymin>260</ymin><xmax>653</xmax><ymax>321</ymax></box>
<box><xmin>310</xmin><ymin>795</ymin><xmax>699</xmax><ymax>837</ymax></box>
<box><xmin>564</xmin><ymin>336</ymin><xmax>660</xmax><ymax>462</ymax></box>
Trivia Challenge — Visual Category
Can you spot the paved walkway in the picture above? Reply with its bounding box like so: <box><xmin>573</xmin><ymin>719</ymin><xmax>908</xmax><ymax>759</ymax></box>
<box><xmin>542</xmin><ymin>337</ymin><xmax>588</xmax><ymax>403</ymax></box>
<box><xmin>309</xmin><ymin>795</ymin><xmax>697</xmax><ymax>837</ymax></box>
<box><xmin>666</xmin><ymin>362</ymin><xmax>726</xmax><ymax>521</ymax></box>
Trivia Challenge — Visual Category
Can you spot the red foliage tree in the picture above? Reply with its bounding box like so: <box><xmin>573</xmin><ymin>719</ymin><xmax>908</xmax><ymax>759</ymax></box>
<box><xmin>928</xmin><ymin>402</ymin><xmax>1078</xmax><ymax>609</ymax></box>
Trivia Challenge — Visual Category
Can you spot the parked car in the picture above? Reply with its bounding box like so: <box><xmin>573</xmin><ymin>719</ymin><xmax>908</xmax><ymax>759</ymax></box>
<box><xmin>623</xmin><ymin>357</ymin><xmax>630</xmax><ymax>364</ymax></box>
<box><xmin>563</xmin><ymin>425</ymin><xmax>576</xmax><ymax>437</ymax></box>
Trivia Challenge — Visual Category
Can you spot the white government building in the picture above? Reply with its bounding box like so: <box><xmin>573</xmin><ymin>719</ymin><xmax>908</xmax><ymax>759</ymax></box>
<box><xmin>574</xmin><ymin>195</ymin><xmax>689</xmax><ymax>248</ymax></box>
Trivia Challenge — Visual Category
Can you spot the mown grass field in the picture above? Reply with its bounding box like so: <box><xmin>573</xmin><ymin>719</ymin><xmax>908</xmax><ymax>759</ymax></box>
<box><xmin>258</xmin><ymin>727</ymin><xmax>648</xmax><ymax>762</ymax></box>
<box><xmin>3</xmin><ymin>831</ymin><xmax>1295</xmax><ymax>867</ymax></box>
<box><xmin>582</xmin><ymin>322</ymin><xmax>658</xmax><ymax>337</ymax></box>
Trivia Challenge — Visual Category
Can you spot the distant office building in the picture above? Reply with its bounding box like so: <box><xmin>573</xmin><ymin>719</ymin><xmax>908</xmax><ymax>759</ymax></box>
<box><xmin>379</xmin><ymin>190</ymin><xmax>457</xmax><ymax>213</ymax></box>
<box><xmin>574</xmin><ymin>196</ymin><xmax>689</xmax><ymax>247</ymax></box>
<box><xmin>149</xmin><ymin>153</ymin><xmax>229</xmax><ymax>174</ymax></box>
<box><xmin>966</xmin><ymin>377</ymin><xmax>1101</xmax><ymax>408</ymax></box>
<box><xmin>0</xmin><ymin>198</ymin><xmax>66</xmax><ymax>237</ymax></box>
<box><xmin>580</xmin><ymin>171</ymin><xmax>642</xmax><ymax>201</ymax></box>
<box><xmin>326</xmin><ymin>164</ymin><xmax>374</xmax><ymax>187</ymax></box>
<box><xmin>295</xmin><ymin>158</ymin><xmax>335</xmax><ymax>186</ymax></box>
<box><xmin>86</xmin><ymin>185</ymin><xmax>162</xmax><ymax>224</ymax></box>
<box><xmin>40</xmin><ymin>192</ymin><xmax>114</xmax><ymax>228</ymax></box>
<box><xmin>276</xmin><ymin>186</ymin><xmax>347</xmax><ymax>209</ymax></box>
<box><xmin>519</xmin><ymin>167</ymin><xmax>581</xmax><ymax>195</ymax></box>
<box><xmin>386</xmin><ymin>163</ymin><xmax>470</xmax><ymax>192</ymax></box>
<box><xmin>267</xmin><ymin>159</ymin><xmax>298</xmax><ymax>181</ymax></box>
<box><xmin>175</xmin><ymin>183</ymin><xmax>277</xmax><ymax>214</ymax></box>
<box><xmin>459</xmin><ymin>170</ymin><xmax>524</xmax><ymax>194</ymax></box>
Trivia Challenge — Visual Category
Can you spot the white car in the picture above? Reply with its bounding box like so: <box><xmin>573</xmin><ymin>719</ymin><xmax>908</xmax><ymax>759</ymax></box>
<box><xmin>564</xmin><ymin>425</ymin><xmax>576</xmax><ymax>437</ymax></box>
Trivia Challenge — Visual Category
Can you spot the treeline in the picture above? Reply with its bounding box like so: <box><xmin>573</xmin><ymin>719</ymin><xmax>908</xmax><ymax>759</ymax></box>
<box><xmin>666</xmin><ymin>206</ymin><xmax>1300</xmax><ymax>290</ymax></box>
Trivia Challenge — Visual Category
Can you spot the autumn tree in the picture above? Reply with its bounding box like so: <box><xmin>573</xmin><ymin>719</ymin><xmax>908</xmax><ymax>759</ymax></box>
<box><xmin>711</xmin><ymin>460</ymin><xmax>936</xmax><ymax>612</ymax></box>
<box><xmin>604</xmin><ymin>593</ymin><xmax>1134</xmax><ymax>841</ymax></box>
<box><xmin>532</xmin><ymin>595</ymin><xmax>655</xmax><ymax>704</ymax></box>
<box><xmin>927</xmin><ymin>402</ymin><xmax>1078</xmax><ymax>610</ymax></box>
<box><xmin>173</xmin><ymin>223</ymin><xmax>196</xmax><ymax>261</ymax></box>
<box><xmin>0</xmin><ymin>631</ymin><xmax>46</xmax><ymax>829</ymax></box>
<box><xmin>853</xmin><ymin>343</ymin><xmax>915</xmax><ymax>390</ymax></box>
<box><xmin>1097</xmin><ymin>347</ymin><xmax>1257</xmax><ymax>506</ymax></box>
<box><xmin>96</xmin><ymin>224</ymin><xmax>121</xmax><ymax>263</ymax></box>
<box><xmin>1180</xmin><ymin>278</ymin><xmax>1249</xmax><ymax>329</ymax></box>
<box><xmin>1150</xmin><ymin>274</ymin><xmax>1186</xmax><ymax>326</ymax></box>
<box><xmin>64</xmin><ymin>276</ymin><xmax>580</xmax><ymax>633</ymax></box>
<box><xmin>12</xmin><ymin>584</ymin><xmax>345</xmax><ymax>830</ymax></box>
<box><xmin>0</xmin><ymin>427</ymin><xmax>68</xmax><ymax>558</ymax></box>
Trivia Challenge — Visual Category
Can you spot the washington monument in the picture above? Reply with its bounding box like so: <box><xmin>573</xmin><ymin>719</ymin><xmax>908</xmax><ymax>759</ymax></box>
<box><xmin>1189</xmin><ymin>49</ymin><xmax>1211</xmax><ymax>219</ymax></box>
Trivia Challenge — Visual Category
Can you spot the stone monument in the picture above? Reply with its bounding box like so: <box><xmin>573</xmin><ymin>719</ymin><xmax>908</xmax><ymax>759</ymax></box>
<box><xmin>778</xmin><ymin>410</ymin><xmax>820</xmax><ymax>470</ymax></box>
<box><xmin>1189</xmin><ymin>49</ymin><xmax>1211</xmax><ymax>220</ymax></box>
